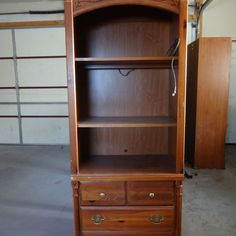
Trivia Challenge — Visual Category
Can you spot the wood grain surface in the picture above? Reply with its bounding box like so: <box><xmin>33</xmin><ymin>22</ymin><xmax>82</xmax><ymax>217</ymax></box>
<box><xmin>80</xmin><ymin>182</ymin><xmax>125</xmax><ymax>206</ymax></box>
<box><xmin>127</xmin><ymin>181</ymin><xmax>174</xmax><ymax>205</ymax></box>
<box><xmin>80</xmin><ymin>206</ymin><xmax>175</xmax><ymax>232</ymax></box>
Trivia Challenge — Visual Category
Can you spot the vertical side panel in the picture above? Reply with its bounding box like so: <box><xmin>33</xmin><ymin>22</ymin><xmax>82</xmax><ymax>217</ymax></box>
<box><xmin>175</xmin><ymin>181</ymin><xmax>183</xmax><ymax>236</ymax></box>
<box><xmin>195</xmin><ymin>38</ymin><xmax>232</xmax><ymax>169</ymax></box>
<box><xmin>65</xmin><ymin>1</ymin><xmax>80</xmax><ymax>236</ymax></box>
<box><xmin>65</xmin><ymin>0</ymin><xmax>79</xmax><ymax>174</ymax></box>
<box><xmin>185</xmin><ymin>40</ymin><xmax>199</xmax><ymax>166</ymax></box>
<box><xmin>176</xmin><ymin>0</ymin><xmax>188</xmax><ymax>173</ymax></box>
<box><xmin>72</xmin><ymin>180</ymin><xmax>80</xmax><ymax>236</ymax></box>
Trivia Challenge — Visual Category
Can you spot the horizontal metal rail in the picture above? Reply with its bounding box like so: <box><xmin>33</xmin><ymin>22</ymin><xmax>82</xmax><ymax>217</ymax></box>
<box><xmin>0</xmin><ymin>102</ymin><xmax>68</xmax><ymax>105</ymax></box>
<box><xmin>0</xmin><ymin>115</ymin><xmax>68</xmax><ymax>118</ymax></box>
<box><xmin>0</xmin><ymin>86</ymin><xmax>68</xmax><ymax>89</ymax></box>
<box><xmin>0</xmin><ymin>55</ymin><xmax>66</xmax><ymax>60</ymax></box>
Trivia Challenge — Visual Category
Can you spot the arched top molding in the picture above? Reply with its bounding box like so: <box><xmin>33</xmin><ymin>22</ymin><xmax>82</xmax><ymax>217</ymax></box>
<box><xmin>73</xmin><ymin>0</ymin><xmax>180</xmax><ymax>17</ymax></box>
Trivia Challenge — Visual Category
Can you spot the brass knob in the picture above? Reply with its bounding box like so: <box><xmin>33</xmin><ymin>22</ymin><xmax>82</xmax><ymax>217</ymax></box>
<box><xmin>91</xmin><ymin>215</ymin><xmax>105</xmax><ymax>225</ymax></box>
<box><xmin>99</xmin><ymin>192</ymin><xmax>106</xmax><ymax>198</ymax></box>
<box><xmin>148</xmin><ymin>192</ymin><xmax>156</xmax><ymax>199</ymax></box>
<box><xmin>150</xmin><ymin>215</ymin><xmax>165</xmax><ymax>224</ymax></box>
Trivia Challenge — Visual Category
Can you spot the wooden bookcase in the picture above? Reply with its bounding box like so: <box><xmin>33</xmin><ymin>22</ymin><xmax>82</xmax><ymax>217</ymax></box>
<box><xmin>65</xmin><ymin>0</ymin><xmax>187</xmax><ymax>235</ymax></box>
<box><xmin>186</xmin><ymin>37</ymin><xmax>232</xmax><ymax>169</ymax></box>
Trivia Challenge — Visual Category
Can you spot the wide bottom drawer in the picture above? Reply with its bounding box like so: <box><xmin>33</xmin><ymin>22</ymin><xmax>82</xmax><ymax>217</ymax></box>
<box><xmin>82</xmin><ymin>232</ymin><xmax>173</xmax><ymax>236</ymax></box>
<box><xmin>80</xmin><ymin>206</ymin><xmax>174</xmax><ymax>232</ymax></box>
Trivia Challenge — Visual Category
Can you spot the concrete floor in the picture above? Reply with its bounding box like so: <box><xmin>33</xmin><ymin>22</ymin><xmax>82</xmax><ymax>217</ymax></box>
<box><xmin>0</xmin><ymin>145</ymin><xmax>235</xmax><ymax>236</ymax></box>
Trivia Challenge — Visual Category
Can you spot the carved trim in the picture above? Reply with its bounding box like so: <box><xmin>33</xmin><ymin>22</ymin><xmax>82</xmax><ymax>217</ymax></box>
<box><xmin>73</xmin><ymin>0</ymin><xmax>180</xmax><ymax>15</ymax></box>
<box><xmin>175</xmin><ymin>181</ymin><xmax>183</xmax><ymax>236</ymax></box>
<box><xmin>71</xmin><ymin>180</ymin><xmax>79</xmax><ymax>198</ymax></box>
<box><xmin>73</xmin><ymin>0</ymin><xmax>80</xmax><ymax>11</ymax></box>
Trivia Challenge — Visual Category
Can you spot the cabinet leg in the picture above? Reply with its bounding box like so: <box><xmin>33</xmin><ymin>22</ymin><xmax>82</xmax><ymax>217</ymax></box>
<box><xmin>72</xmin><ymin>180</ymin><xmax>80</xmax><ymax>236</ymax></box>
<box><xmin>175</xmin><ymin>181</ymin><xmax>183</xmax><ymax>236</ymax></box>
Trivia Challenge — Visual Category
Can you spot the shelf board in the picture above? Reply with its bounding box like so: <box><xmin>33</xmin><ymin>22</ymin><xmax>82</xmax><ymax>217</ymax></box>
<box><xmin>75</xmin><ymin>56</ymin><xmax>178</xmax><ymax>69</ymax></box>
<box><xmin>77</xmin><ymin>155</ymin><xmax>182</xmax><ymax>181</ymax></box>
<box><xmin>78</xmin><ymin>117</ymin><xmax>177</xmax><ymax>128</ymax></box>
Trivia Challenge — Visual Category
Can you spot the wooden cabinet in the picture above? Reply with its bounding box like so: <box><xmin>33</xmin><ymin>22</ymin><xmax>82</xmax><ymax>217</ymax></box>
<box><xmin>186</xmin><ymin>37</ymin><xmax>232</xmax><ymax>169</ymax></box>
<box><xmin>65</xmin><ymin>0</ymin><xmax>187</xmax><ymax>235</ymax></box>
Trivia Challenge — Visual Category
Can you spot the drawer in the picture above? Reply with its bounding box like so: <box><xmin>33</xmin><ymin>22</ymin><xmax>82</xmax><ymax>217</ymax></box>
<box><xmin>127</xmin><ymin>181</ymin><xmax>174</xmax><ymax>205</ymax></box>
<box><xmin>80</xmin><ymin>182</ymin><xmax>125</xmax><ymax>206</ymax></box>
<box><xmin>81</xmin><ymin>232</ymin><xmax>173</xmax><ymax>236</ymax></box>
<box><xmin>80</xmin><ymin>206</ymin><xmax>174</xmax><ymax>232</ymax></box>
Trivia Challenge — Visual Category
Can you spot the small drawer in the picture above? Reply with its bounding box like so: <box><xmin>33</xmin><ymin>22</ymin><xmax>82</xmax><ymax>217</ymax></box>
<box><xmin>80</xmin><ymin>182</ymin><xmax>125</xmax><ymax>206</ymax></box>
<box><xmin>127</xmin><ymin>181</ymin><xmax>174</xmax><ymax>206</ymax></box>
<box><xmin>80</xmin><ymin>206</ymin><xmax>174</xmax><ymax>232</ymax></box>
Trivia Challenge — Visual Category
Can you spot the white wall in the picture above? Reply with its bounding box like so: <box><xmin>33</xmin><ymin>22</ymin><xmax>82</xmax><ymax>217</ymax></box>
<box><xmin>202</xmin><ymin>0</ymin><xmax>236</xmax><ymax>39</ymax></box>
<box><xmin>227</xmin><ymin>42</ymin><xmax>236</xmax><ymax>143</ymax></box>
<box><xmin>201</xmin><ymin>0</ymin><xmax>236</xmax><ymax>143</ymax></box>
<box><xmin>187</xmin><ymin>0</ymin><xmax>196</xmax><ymax>44</ymax></box>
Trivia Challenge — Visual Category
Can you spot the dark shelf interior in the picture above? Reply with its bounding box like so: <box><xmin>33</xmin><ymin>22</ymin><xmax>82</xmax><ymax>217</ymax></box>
<box><xmin>75</xmin><ymin>6</ymin><xmax>179</xmax><ymax>58</ymax></box>
<box><xmin>75</xmin><ymin>4</ymin><xmax>179</xmax><ymax>174</ymax></box>
<box><xmin>79</xmin><ymin>155</ymin><xmax>176</xmax><ymax>176</ymax></box>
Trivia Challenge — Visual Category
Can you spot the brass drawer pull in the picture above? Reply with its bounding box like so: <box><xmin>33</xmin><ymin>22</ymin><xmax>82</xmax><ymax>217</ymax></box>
<box><xmin>150</xmin><ymin>215</ymin><xmax>165</xmax><ymax>224</ymax></box>
<box><xmin>99</xmin><ymin>192</ymin><xmax>106</xmax><ymax>198</ymax></box>
<box><xmin>91</xmin><ymin>215</ymin><xmax>105</xmax><ymax>225</ymax></box>
<box><xmin>148</xmin><ymin>192</ymin><xmax>156</xmax><ymax>199</ymax></box>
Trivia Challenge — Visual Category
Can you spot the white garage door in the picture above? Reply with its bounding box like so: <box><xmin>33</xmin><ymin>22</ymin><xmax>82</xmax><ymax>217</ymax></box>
<box><xmin>0</xmin><ymin>26</ymin><xmax>69</xmax><ymax>145</ymax></box>
<box><xmin>226</xmin><ymin>41</ymin><xmax>236</xmax><ymax>143</ymax></box>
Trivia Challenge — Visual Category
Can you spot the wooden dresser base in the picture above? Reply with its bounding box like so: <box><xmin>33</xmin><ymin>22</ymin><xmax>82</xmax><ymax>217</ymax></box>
<box><xmin>72</xmin><ymin>180</ymin><xmax>183</xmax><ymax>236</ymax></box>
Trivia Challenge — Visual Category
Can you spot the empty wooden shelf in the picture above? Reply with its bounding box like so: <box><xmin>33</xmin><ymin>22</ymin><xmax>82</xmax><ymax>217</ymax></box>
<box><xmin>79</xmin><ymin>155</ymin><xmax>176</xmax><ymax>176</ymax></box>
<box><xmin>75</xmin><ymin>56</ymin><xmax>178</xmax><ymax>63</ymax></box>
<box><xmin>65</xmin><ymin>0</ymin><xmax>187</xmax><ymax>235</ymax></box>
<box><xmin>78</xmin><ymin>117</ymin><xmax>177</xmax><ymax>128</ymax></box>
<box><xmin>75</xmin><ymin>56</ymin><xmax>178</xmax><ymax>69</ymax></box>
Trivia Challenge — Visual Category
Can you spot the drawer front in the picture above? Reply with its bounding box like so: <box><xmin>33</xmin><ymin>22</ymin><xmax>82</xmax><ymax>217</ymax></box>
<box><xmin>80</xmin><ymin>182</ymin><xmax>125</xmax><ymax>206</ymax></box>
<box><xmin>81</xmin><ymin>232</ymin><xmax>173</xmax><ymax>236</ymax></box>
<box><xmin>127</xmin><ymin>181</ymin><xmax>174</xmax><ymax>205</ymax></box>
<box><xmin>80</xmin><ymin>206</ymin><xmax>174</xmax><ymax>232</ymax></box>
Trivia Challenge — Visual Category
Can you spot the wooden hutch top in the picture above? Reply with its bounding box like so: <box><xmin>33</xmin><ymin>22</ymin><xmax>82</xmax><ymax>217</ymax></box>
<box><xmin>71</xmin><ymin>0</ymin><xmax>180</xmax><ymax>16</ymax></box>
